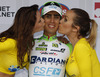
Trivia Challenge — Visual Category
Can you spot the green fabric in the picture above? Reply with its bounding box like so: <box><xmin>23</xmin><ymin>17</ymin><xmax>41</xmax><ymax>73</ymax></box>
<box><xmin>41</xmin><ymin>34</ymin><xmax>57</xmax><ymax>41</ymax></box>
<box><xmin>66</xmin><ymin>43</ymin><xmax>73</xmax><ymax>54</ymax></box>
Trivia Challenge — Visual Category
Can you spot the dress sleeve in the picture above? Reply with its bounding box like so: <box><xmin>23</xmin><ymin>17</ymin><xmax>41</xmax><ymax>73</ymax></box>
<box><xmin>0</xmin><ymin>38</ymin><xmax>16</xmax><ymax>52</ymax></box>
<box><xmin>74</xmin><ymin>43</ymin><xmax>92</xmax><ymax>77</ymax></box>
<box><xmin>23</xmin><ymin>53</ymin><xmax>29</xmax><ymax>70</ymax></box>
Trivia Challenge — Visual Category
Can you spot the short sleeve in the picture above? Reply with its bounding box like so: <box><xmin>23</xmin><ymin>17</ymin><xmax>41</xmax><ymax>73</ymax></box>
<box><xmin>0</xmin><ymin>38</ymin><xmax>16</xmax><ymax>52</ymax></box>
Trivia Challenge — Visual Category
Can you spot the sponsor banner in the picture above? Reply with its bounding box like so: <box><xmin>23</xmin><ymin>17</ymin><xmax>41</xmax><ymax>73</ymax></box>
<box><xmin>60</xmin><ymin>3</ymin><xmax>69</xmax><ymax>17</ymax></box>
<box><xmin>0</xmin><ymin>0</ymin><xmax>16</xmax><ymax>24</ymax></box>
<box><xmin>93</xmin><ymin>1</ymin><xmax>100</xmax><ymax>62</ymax></box>
<box><xmin>94</xmin><ymin>2</ymin><xmax>100</xmax><ymax>18</ymax></box>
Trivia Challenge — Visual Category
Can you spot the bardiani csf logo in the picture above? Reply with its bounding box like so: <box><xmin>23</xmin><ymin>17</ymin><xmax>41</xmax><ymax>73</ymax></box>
<box><xmin>30</xmin><ymin>56</ymin><xmax>66</xmax><ymax>65</ymax></box>
<box><xmin>94</xmin><ymin>2</ymin><xmax>100</xmax><ymax>18</ymax></box>
<box><xmin>39</xmin><ymin>3</ymin><xmax>69</xmax><ymax>18</ymax></box>
<box><xmin>33</xmin><ymin>66</ymin><xmax>61</xmax><ymax>76</ymax></box>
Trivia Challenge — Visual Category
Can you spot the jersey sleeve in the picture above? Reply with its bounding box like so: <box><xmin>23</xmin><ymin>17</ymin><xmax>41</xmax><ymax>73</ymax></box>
<box><xmin>0</xmin><ymin>38</ymin><xmax>16</xmax><ymax>52</ymax></box>
<box><xmin>66</xmin><ymin>43</ymin><xmax>73</xmax><ymax>54</ymax></box>
<box><xmin>74</xmin><ymin>43</ymin><xmax>92</xmax><ymax>77</ymax></box>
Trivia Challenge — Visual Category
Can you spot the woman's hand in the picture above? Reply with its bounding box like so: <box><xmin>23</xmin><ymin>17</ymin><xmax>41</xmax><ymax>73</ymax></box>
<box><xmin>57</xmin><ymin>35</ymin><xmax>69</xmax><ymax>44</ymax></box>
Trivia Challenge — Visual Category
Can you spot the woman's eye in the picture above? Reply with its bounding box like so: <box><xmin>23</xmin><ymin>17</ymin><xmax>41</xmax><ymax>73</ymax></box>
<box><xmin>39</xmin><ymin>19</ymin><xmax>41</xmax><ymax>23</ymax></box>
<box><xmin>64</xmin><ymin>18</ymin><xmax>67</xmax><ymax>22</ymax></box>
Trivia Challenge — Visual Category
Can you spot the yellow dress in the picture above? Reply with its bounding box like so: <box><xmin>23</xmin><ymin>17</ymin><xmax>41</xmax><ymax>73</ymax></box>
<box><xmin>0</xmin><ymin>38</ymin><xmax>28</xmax><ymax>75</ymax></box>
<box><xmin>66</xmin><ymin>38</ymin><xmax>100</xmax><ymax>77</ymax></box>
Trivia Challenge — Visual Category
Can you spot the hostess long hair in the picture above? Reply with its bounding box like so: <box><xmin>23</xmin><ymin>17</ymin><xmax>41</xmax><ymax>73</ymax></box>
<box><xmin>0</xmin><ymin>4</ymin><xmax>39</xmax><ymax>66</ymax></box>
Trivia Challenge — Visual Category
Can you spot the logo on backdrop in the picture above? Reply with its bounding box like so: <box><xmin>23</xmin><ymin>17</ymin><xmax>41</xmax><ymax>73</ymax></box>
<box><xmin>39</xmin><ymin>3</ymin><xmax>69</xmax><ymax>18</ymax></box>
<box><xmin>94</xmin><ymin>2</ymin><xmax>100</xmax><ymax>18</ymax></box>
<box><xmin>0</xmin><ymin>6</ymin><xmax>15</xmax><ymax>17</ymax></box>
<box><xmin>59</xmin><ymin>3</ymin><xmax>69</xmax><ymax>17</ymax></box>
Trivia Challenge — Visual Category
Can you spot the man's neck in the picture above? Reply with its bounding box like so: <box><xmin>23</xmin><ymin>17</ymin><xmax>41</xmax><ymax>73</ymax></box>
<box><xmin>42</xmin><ymin>34</ymin><xmax>57</xmax><ymax>41</ymax></box>
<box><xmin>44</xmin><ymin>33</ymin><xmax>56</xmax><ymax>37</ymax></box>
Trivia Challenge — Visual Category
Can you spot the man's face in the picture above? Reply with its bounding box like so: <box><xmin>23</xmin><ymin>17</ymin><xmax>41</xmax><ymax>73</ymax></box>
<box><xmin>43</xmin><ymin>11</ymin><xmax>61</xmax><ymax>36</ymax></box>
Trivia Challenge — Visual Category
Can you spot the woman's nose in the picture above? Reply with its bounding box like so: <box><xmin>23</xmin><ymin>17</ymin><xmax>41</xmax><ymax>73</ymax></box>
<box><xmin>59</xmin><ymin>19</ymin><xmax>62</xmax><ymax>24</ymax></box>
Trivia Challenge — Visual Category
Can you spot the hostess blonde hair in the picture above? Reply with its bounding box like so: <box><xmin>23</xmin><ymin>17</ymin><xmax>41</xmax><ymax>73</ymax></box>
<box><xmin>71</xmin><ymin>8</ymin><xmax>98</xmax><ymax>49</ymax></box>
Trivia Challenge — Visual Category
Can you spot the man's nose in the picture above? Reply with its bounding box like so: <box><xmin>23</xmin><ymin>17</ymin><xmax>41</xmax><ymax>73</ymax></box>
<box><xmin>50</xmin><ymin>16</ymin><xmax>55</xmax><ymax>23</ymax></box>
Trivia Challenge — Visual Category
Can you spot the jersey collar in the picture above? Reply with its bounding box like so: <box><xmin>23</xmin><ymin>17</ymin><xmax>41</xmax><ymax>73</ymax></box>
<box><xmin>42</xmin><ymin>34</ymin><xmax>57</xmax><ymax>41</ymax></box>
